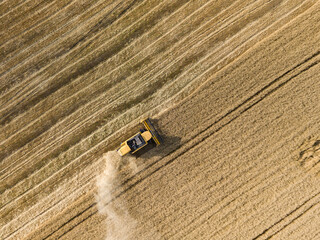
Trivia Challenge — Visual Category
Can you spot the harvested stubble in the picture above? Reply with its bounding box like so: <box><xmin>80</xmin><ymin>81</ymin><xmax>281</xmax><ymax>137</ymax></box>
<box><xmin>1</xmin><ymin>0</ymin><xmax>320</xmax><ymax>239</ymax></box>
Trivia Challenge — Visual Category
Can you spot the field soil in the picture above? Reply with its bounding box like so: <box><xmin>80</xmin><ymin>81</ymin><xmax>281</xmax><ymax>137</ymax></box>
<box><xmin>1</xmin><ymin>0</ymin><xmax>320</xmax><ymax>239</ymax></box>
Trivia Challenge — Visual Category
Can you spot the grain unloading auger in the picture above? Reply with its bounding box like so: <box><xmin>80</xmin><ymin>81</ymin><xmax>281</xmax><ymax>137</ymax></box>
<box><xmin>117</xmin><ymin>118</ymin><xmax>162</xmax><ymax>156</ymax></box>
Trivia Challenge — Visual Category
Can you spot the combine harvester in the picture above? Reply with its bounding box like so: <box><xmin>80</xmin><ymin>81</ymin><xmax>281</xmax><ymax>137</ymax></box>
<box><xmin>117</xmin><ymin>118</ymin><xmax>162</xmax><ymax>156</ymax></box>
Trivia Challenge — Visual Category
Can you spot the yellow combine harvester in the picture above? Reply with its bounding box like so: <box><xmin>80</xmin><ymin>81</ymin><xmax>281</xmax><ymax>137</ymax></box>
<box><xmin>117</xmin><ymin>118</ymin><xmax>162</xmax><ymax>156</ymax></box>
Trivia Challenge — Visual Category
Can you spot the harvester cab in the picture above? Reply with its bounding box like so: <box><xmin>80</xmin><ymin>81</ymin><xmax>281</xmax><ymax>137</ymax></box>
<box><xmin>117</xmin><ymin>118</ymin><xmax>162</xmax><ymax>156</ymax></box>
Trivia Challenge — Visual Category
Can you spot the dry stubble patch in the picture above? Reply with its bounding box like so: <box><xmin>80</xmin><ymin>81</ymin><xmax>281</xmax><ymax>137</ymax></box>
<box><xmin>0</xmin><ymin>0</ymin><xmax>228</xmax><ymax>201</ymax></box>
<box><xmin>0</xmin><ymin>0</ymin><xmax>25</xmax><ymax>17</ymax></box>
<box><xmin>0</xmin><ymin>0</ymin><xmax>317</xmax><ymax>239</ymax></box>
<box><xmin>0</xmin><ymin>0</ymin><xmax>84</xmax><ymax>60</ymax></box>
<box><xmin>0</xmin><ymin>0</ymin><xmax>52</xmax><ymax>36</ymax></box>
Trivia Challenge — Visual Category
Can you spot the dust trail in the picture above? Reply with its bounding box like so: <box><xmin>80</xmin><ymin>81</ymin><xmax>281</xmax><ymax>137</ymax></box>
<box><xmin>96</xmin><ymin>151</ymin><xmax>138</xmax><ymax>240</ymax></box>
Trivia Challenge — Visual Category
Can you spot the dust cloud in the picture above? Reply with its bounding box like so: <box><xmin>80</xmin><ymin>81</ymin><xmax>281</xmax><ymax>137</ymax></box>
<box><xmin>96</xmin><ymin>151</ymin><xmax>138</xmax><ymax>240</ymax></box>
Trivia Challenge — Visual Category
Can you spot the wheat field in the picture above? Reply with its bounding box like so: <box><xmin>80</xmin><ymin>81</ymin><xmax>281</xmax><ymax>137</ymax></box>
<box><xmin>1</xmin><ymin>0</ymin><xmax>320</xmax><ymax>239</ymax></box>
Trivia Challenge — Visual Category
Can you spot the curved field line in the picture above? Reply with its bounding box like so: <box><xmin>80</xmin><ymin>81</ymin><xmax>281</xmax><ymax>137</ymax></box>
<box><xmin>1</xmin><ymin>0</ymin><xmax>316</xmax><ymax>218</ymax></box>
<box><xmin>0</xmin><ymin>0</ymin><xmax>200</xmax><ymax>178</ymax></box>
<box><xmin>0</xmin><ymin>0</ymin><xmax>237</xmax><ymax>167</ymax></box>
<box><xmin>0</xmin><ymin>83</ymin><xmax>296</xmax><ymax>237</ymax></box>
<box><xmin>0</xmin><ymin>0</ymin><xmax>115</xmax><ymax>67</ymax></box>
<box><xmin>1</xmin><ymin>0</ymin><xmax>318</xmax><ymax>236</ymax></box>
<box><xmin>0</xmin><ymin>0</ymin><xmax>238</xmax><ymax>153</ymax></box>
<box><xmin>0</xmin><ymin>0</ymin><xmax>159</xmax><ymax>107</ymax></box>
<box><xmin>0</xmin><ymin>0</ymin><xmax>215</xmax><ymax>168</ymax></box>
<box><xmin>0</xmin><ymin>0</ymin><xmax>131</xmax><ymax>99</ymax></box>
<box><xmin>0</xmin><ymin>0</ymin><xmax>122</xmax><ymax>76</ymax></box>
<box><xmin>0</xmin><ymin>0</ymin><xmax>75</xmax><ymax>54</ymax></box>
<box><xmin>0</xmin><ymin>0</ymin><xmax>232</xmax><ymax>212</ymax></box>
<box><xmin>0</xmin><ymin>0</ymin><xmax>46</xmax><ymax>28</ymax></box>
<box><xmin>0</xmin><ymin>0</ymin><xmax>180</xmax><ymax>131</ymax></box>
<box><xmin>26</xmin><ymin>2</ymin><xmax>320</xmax><ymax>239</ymax></box>
<box><xmin>0</xmin><ymin>0</ymin><xmax>262</xmax><ymax>186</ymax></box>
<box><xmin>0</xmin><ymin>0</ymin><xmax>200</xmax><ymax>144</ymax></box>
<box><xmin>0</xmin><ymin>0</ymin><xmax>264</xmax><ymax>169</ymax></box>
<box><xmin>0</xmin><ymin>0</ymin><xmax>52</xmax><ymax>37</ymax></box>
<box><xmin>0</xmin><ymin>0</ymin><xmax>310</xmax><ymax>210</ymax></box>
<box><xmin>0</xmin><ymin>0</ymin><xmax>59</xmax><ymax>44</ymax></box>
<box><xmin>0</xmin><ymin>0</ymin><xmax>27</xmax><ymax>19</ymax></box>
<box><xmin>2</xmin><ymin>3</ymin><xmax>314</xmax><ymax>228</ymax></box>
<box><xmin>0</xmin><ymin>0</ymin><xmax>136</xmax><ymax>96</ymax></box>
